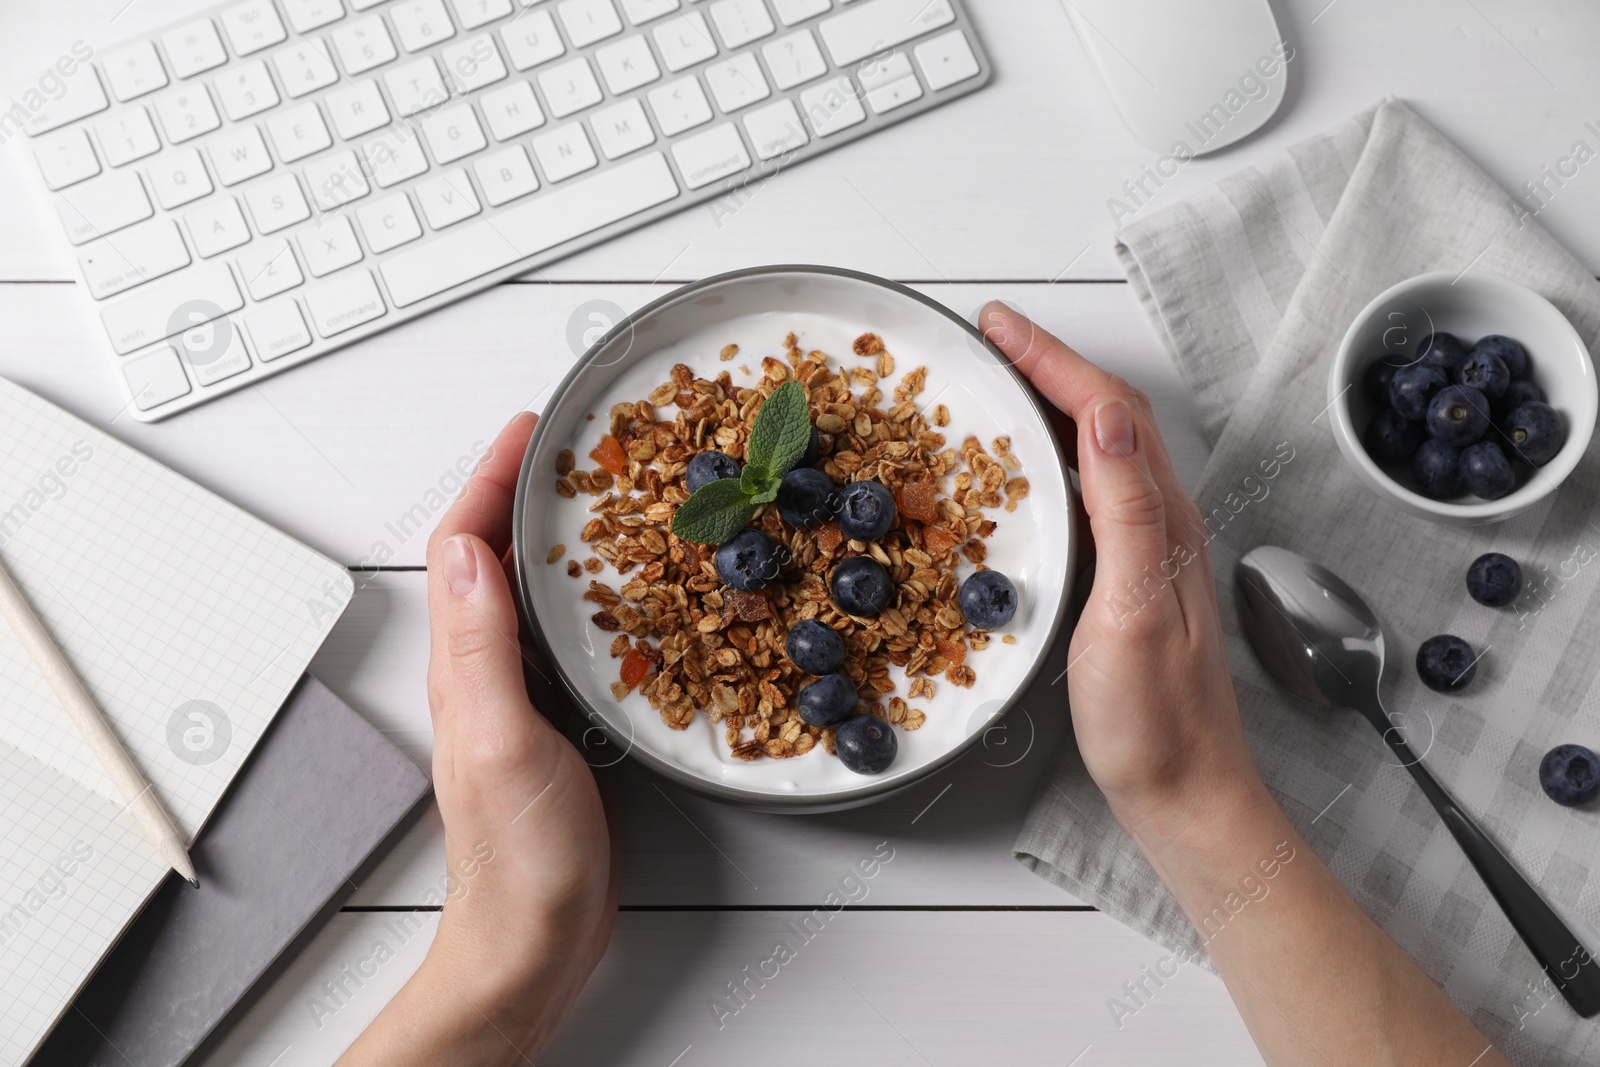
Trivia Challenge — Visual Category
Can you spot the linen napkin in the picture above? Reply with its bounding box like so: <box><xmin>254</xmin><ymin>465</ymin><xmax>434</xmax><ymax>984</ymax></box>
<box><xmin>1015</xmin><ymin>99</ymin><xmax>1600</xmax><ymax>1066</ymax></box>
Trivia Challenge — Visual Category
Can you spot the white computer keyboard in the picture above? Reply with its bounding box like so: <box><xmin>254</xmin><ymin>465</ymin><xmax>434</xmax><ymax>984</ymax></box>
<box><xmin>22</xmin><ymin>0</ymin><xmax>989</xmax><ymax>421</ymax></box>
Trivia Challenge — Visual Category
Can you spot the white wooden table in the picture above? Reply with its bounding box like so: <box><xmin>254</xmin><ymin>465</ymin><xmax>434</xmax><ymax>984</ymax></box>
<box><xmin>4</xmin><ymin>1</ymin><xmax>1598</xmax><ymax>1062</ymax></box>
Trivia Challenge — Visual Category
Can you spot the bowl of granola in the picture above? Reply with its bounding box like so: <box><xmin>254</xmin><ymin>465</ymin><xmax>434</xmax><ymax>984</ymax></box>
<box><xmin>512</xmin><ymin>266</ymin><xmax>1076</xmax><ymax>811</ymax></box>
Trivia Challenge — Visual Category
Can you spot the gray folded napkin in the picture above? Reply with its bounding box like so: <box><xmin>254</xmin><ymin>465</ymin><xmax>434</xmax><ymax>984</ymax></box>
<box><xmin>1015</xmin><ymin>99</ymin><xmax>1600</xmax><ymax>1065</ymax></box>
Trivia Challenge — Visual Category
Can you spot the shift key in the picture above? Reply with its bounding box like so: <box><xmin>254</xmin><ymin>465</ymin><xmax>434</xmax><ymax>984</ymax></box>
<box><xmin>100</xmin><ymin>260</ymin><xmax>242</xmax><ymax>354</ymax></box>
<box><xmin>817</xmin><ymin>0</ymin><xmax>954</xmax><ymax>66</ymax></box>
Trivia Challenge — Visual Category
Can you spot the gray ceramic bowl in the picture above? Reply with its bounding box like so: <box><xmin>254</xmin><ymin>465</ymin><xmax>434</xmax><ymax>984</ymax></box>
<box><xmin>512</xmin><ymin>266</ymin><xmax>1075</xmax><ymax>812</ymax></box>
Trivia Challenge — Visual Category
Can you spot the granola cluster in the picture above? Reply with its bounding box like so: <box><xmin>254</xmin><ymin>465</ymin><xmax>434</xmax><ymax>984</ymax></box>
<box><xmin>551</xmin><ymin>333</ymin><xmax>1028</xmax><ymax>762</ymax></box>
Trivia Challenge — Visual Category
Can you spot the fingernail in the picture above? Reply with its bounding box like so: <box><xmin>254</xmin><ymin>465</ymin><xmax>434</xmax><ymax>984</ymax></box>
<box><xmin>1094</xmin><ymin>401</ymin><xmax>1137</xmax><ymax>457</ymax></box>
<box><xmin>442</xmin><ymin>535</ymin><xmax>478</xmax><ymax>596</ymax></box>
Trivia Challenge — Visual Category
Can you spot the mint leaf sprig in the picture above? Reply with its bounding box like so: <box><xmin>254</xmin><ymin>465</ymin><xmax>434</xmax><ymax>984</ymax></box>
<box><xmin>670</xmin><ymin>379</ymin><xmax>812</xmax><ymax>544</ymax></box>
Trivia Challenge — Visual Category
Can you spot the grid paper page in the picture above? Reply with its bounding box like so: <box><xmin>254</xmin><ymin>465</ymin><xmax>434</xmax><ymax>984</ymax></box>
<box><xmin>0</xmin><ymin>377</ymin><xmax>354</xmax><ymax>1061</ymax></box>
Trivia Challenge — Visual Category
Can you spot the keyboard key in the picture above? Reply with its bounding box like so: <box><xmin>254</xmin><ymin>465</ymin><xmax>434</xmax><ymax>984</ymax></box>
<box><xmin>282</xmin><ymin>0</ymin><xmax>346</xmax><ymax>33</ymax></box>
<box><xmin>296</xmin><ymin>214</ymin><xmax>364</xmax><ymax>276</ymax></box>
<box><xmin>763</xmin><ymin>29</ymin><xmax>826</xmax><ymax>90</ymax></box>
<box><xmin>647</xmin><ymin>75</ymin><xmax>712</xmax><ymax>135</ymax></box>
<box><xmin>538</xmin><ymin>57</ymin><xmax>603</xmax><ymax>119</ymax></box>
<box><xmin>246</xmin><ymin>298</ymin><xmax>313</xmax><ymax>361</ymax></box>
<box><xmin>162</xmin><ymin>20</ymin><xmax>229</xmax><ymax>79</ymax></box>
<box><xmin>208</xmin><ymin>125</ymin><xmax>273</xmax><ymax>185</ymax></box>
<box><xmin>273</xmin><ymin>40</ymin><xmax>341</xmax><ymax>98</ymax></box>
<box><xmin>856</xmin><ymin>49</ymin><xmax>912</xmax><ymax>91</ymax></box>
<box><xmin>501</xmin><ymin>11</ymin><xmax>565</xmax><ymax>70</ymax></box>
<box><xmin>449</xmin><ymin>0</ymin><xmax>513</xmax><ymax>30</ymax></box>
<box><xmin>56</xmin><ymin>170</ymin><xmax>153</xmax><ymax>245</ymax></box>
<box><xmin>595</xmin><ymin>35</ymin><xmax>660</xmax><ymax>94</ymax></box>
<box><xmin>266</xmin><ymin>103</ymin><xmax>333</xmax><ymax>162</ymax></box>
<box><xmin>619</xmin><ymin>0</ymin><xmax>678</xmax><ymax>24</ymax></box>
<box><xmin>147</xmin><ymin>148</ymin><xmax>213</xmax><ymax>208</ymax></box>
<box><xmin>704</xmin><ymin>53</ymin><xmax>769</xmax><ymax>112</ymax></box>
<box><xmin>185</xmin><ymin>195</ymin><xmax>252</xmax><ymax>256</ymax></box>
<box><xmin>19</xmin><ymin>67</ymin><xmax>108</xmax><ymax>135</ymax></box>
<box><xmin>590</xmin><ymin>97</ymin><xmax>654</xmax><ymax>159</ymax></box>
<box><xmin>363</xmin><ymin>130</ymin><xmax>429</xmax><ymax>186</ymax></box>
<box><xmin>422</xmin><ymin>103</ymin><xmax>487</xmax><ymax>164</ymax></box>
<box><xmin>214</xmin><ymin>60</ymin><xmax>280</xmax><ymax>120</ymax></box>
<box><xmin>34</xmin><ymin>128</ymin><xmax>100</xmax><ymax>190</ymax></box>
<box><xmin>416</xmin><ymin>170</ymin><xmax>481</xmax><ymax>227</ymax></box>
<box><xmin>185</xmin><ymin>319</ymin><xmax>252</xmax><ymax>386</ymax></box>
<box><xmin>440</xmin><ymin>35</ymin><xmax>508</xmax><ymax>92</ymax></box>
<box><xmin>385</xmin><ymin>56</ymin><xmax>449</xmax><ymax>116</ymax></box>
<box><xmin>103</xmin><ymin>41</ymin><xmax>170</xmax><ymax>101</ymax></box>
<box><xmin>914</xmin><ymin>28</ymin><xmax>979</xmax><ymax>90</ymax></box>
<box><xmin>244</xmin><ymin>173</ymin><xmax>312</xmax><ymax>233</ymax></box>
<box><xmin>78</xmin><ymin>217</ymin><xmax>191</xmax><ymax>298</ymax></box>
<box><xmin>391</xmin><ymin>0</ymin><xmax>457</xmax><ymax>52</ymax></box>
<box><xmin>709</xmin><ymin>0</ymin><xmax>774</xmax><ymax>49</ymax></box>
<box><xmin>304</xmin><ymin>148</ymin><xmax>371</xmax><ymax>208</ymax></box>
<box><xmin>531</xmin><ymin>122</ymin><xmax>597</xmax><ymax>182</ymax></box>
<box><xmin>100</xmin><ymin>260</ymin><xmax>242</xmax><ymax>353</ymax></box>
<box><xmin>479</xmin><ymin>80</ymin><xmax>545</xmax><ymax>139</ymax></box>
<box><xmin>380</xmin><ymin>151</ymin><xmax>678</xmax><ymax>307</ymax></box>
<box><xmin>558</xmin><ymin>0</ymin><xmax>624</xmax><ymax>48</ymax></box>
<box><xmin>473</xmin><ymin>145</ymin><xmax>539</xmax><ymax>204</ymax></box>
<box><xmin>305</xmin><ymin>268</ymin><xmax>386</xmax><ymax>336</ymax></box>
<box><xmin>653</xmin><ymin>12</ymin><xmax>718</xmax><ymax>72</ymax></box>
<box><xmin>124</xmin><ymin>347</ymin><xmax>192</xmax><ymax>410</ymax></box>
<box><xmin>671</xmin><ymin>122</ymin><xmax>748</xmax><ymax>189</ymax></box>
<box><xmin>770</xmin><ymin>0</ymin><xmax>828</xmax><ymax>26</ymax></box>
<box><xmin>236</xmin><ymin>237</ymin><xmax>305</xmax><ymax>298</ymax></box>
<box><xmin>94</xmin><ymin>108</ymin><xmax>162</xmax><ymax>167</ymax></box>
<box><xmin>357</xmin><ymin>192</ymin><xmax>424</xmax><ymax>251</ymax></box>
<box><xmin>742</xmin><ymin>96</ymin><xmax>806</xmax><ymax>159</ymax></box>
<box><xmin>799</xmin><ymin>76</ymin><xmax>865</xmax><ymax>137</ymax></box>
<box><xmin>865</xmin><ymin>73</ymin><xmax>921</xmax><ymax>114</ymax></box>
<box><xmin>326</xmin><ymin>80</ymin><xmax>391</xmax><ymax>139</ymax></box>
<box><xmin>154</xmin><ymin>85</ymin><xmax>222</xmax><ymax>143</ymax></box>
<box><xmin>818</xmin><ymin>0</ymin><xmax>953</xmax><ymax>66</ymax></box>
<box><xmin>332</xmin><ymin>16</ymin><xmax>397</xmax><ymax>74</ymax></box>
<box><xmin>220</xmin><ymin>0</ymin><xmax>289</xmax><ymax>56</ymax></box>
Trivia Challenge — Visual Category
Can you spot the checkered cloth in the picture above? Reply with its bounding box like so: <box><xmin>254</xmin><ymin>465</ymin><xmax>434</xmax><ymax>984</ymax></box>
<box><xmin>1014</xmin><ymin>100</ymin><xmax>1600</xmax><ymax>1065</ymax></box>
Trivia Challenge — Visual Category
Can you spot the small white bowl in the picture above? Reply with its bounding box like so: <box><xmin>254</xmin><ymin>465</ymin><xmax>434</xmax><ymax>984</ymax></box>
<box><xmin>1328</xmin><ymin>271</ymin><xmax>1597</xmax><ymax>525</ymax></box>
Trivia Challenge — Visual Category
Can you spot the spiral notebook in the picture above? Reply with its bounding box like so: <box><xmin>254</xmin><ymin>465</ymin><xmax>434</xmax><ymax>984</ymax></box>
<box><xmin>0</xmin><ymin>378</ymin><xmax>354</xmax><ymax>1065</ymax></box>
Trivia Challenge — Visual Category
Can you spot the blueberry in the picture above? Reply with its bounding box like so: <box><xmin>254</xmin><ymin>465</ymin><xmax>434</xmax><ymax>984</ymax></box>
<box><xmin>1502</xmin><ymin>401</ymin><xmax>1565</xmax><ymax>466</ymax></box>
<box><xmin>1417</xmin><ymin>332</ymin><xmax>1469</xmax><ymax>375</ymax></box>
<box><xmin>1460</xmin><ymin>441</ymin><xmax>1515</xmax><ymax>500</ymax></box>
<box><xmin>1456</xmin><ymin>351</ymin><xmax>1510</xmax><ymax>402</ymax></box>
<box><xmin>1411</xmin><ymin>439</ymin><xmax>1463</xmax><ymax>499</ymax></box>
<box><xmin>1415</xmin><ymin>634</ymin><xmax>1477</xmax><ymax>693</ymax></box>
<box><xmin>1389</xmin><ymin>364</ymin><xmax>1449</xmax><ymax>421</ymax></box>
<box><xmin>1466</xmin><ymin>552</ymin><xmax>1522</xmax><ymax>607</ymax></box>
<box><xmin>831</xmin><ymin>556</ymin><xmax>892</xmax><ymax>617</ymax></box>
<box><xmin>776</xmin><ymin>467</ymin><xmax>835</xmax><ymax>528</ymax></box>
<box><xmin>799</xmin><ymin>424</ymin><xmax>822</xmax><ymax>468</ymax></box>
<box><xmin>685</xmin><ymin>450</ymin><xmax>741</xmax><ymax>493</ymax></box>
<box><xmin>1473</xmin><ymin>334</ymin><xmax>1529</xmax><ymax>379</ymax></box>
<box><xmin>796</xmin><ymin>672</ymin><xmax>858</xmax><ymax>727</ymax></box>
<box><xmin>835</xmin><ymin>714</ymin><xmax>898</xmax><ymax>775</ymax></box>
<box><xmin>1363</xmin><ymin>355</ymin><xmax>1409</xmax><ymax>405</ymax></box>
<box><xmin>1426</xmin><ymin>385</ymin><xmax>1490</xmax><ymax>447</ymax></box>
<box><xmin>1363</xmin><ymin>409</ymin><xmax>1426</xmax><ymax>465</ymax></box>
<box><xmin>836</xmin><ymin>480</ymin><xmax>896</xmax><ymax>541</ymax></box>
<box><xmin>714</xmin><ymin>528</ymin><xmax>780</xmax><ymax>591</ymax></box>
<box><xmin>1539</xmin><ymin>744</ymin><xmax>1600</xmax><ymax>807</ymax></box>
<box><xmin>1496</xmin><ymin>378</ymin><xmax>1544</xmax><ymax>417</ymax></box>
<box><xmin>959</xmin><ymin>569</ymin><xmax>1019</xmax><ymax>629</ymax></box>
<box><xmin>785</xmin><ymin>619</ymin><xmax>845</xmax><ymax>675</ymax></box>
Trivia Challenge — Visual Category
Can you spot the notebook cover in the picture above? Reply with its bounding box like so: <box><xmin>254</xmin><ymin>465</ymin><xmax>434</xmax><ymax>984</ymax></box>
<box><xmin>35</xmin><ymin>675</ymin><xmax>432</xmax><ymax>1067</ymax></box>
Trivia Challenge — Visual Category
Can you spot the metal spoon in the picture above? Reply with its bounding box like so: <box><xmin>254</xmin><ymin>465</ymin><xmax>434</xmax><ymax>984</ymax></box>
<box><xmin>1235</xmin><ymin>545</ymin><xmax>1600</xmax><ymax>1017</ymax></box>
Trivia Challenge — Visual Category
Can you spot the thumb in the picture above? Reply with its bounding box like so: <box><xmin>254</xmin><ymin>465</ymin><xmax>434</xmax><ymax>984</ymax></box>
<box><xmin>1077</xmin><ymin>398</ymin><xmax>1169</xmax><ymax>620</ymax></box>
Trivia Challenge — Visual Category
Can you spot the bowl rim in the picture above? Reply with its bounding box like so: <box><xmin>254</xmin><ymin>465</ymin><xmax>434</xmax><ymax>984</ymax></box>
<box><xmin>510</xmin><ymin>264</ymin><xmax>1075</xmax><ymax>809</ymax></box>
<box><xmin>1328</xmin><ymin>270</ymin><xmax>1597</xmax><ymax>521</ymax></box>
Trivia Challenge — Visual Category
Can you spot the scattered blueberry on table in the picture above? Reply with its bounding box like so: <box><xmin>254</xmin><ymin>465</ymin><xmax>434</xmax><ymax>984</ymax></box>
<box><xmin>836</xmin><ymin>480</ymin><xmax>897</xmax><ymax>541</ymax></box>
<box><xmin>959</xmin><ymin>569</ymin><xmax>1019</xmax><ymax>629</ymax></box>
<box><xmin>785</xmin><ymin>619</ymin><xmax>846</xmax><ymax>675</ymax></box>
<box><xmin>796</xmin><ymin>672</ymin><xmax>859</xmax><ymax>728</ymax></box>
<box><xmin>1466</xmin><ymin>552</ymin><xmax>1522</xmax><ymax>607</ymax></box>
<box><xmin>1415</xmin><ymin>634</ymin><xmax>1477</xmax><ymax>693</ymax></box>
<box><xmin>1540</xmin><ymin>744</ymin><xmax>1600</xmax><ymax>807</ymax></box>
<box><xmin>685</xmin><ymin>449</ymin><xmax>740</xmax><ymax>493</ymax></box>
<box><xmin>714</xmin><ymin>528</ymin><xmax>780</xmax><ymax>591</ymax></box>
<box><xmin>831</xmin><ymin>556</ymin><xmax>893</xmax><ymax>616</ymax></box>
<box><xmin>835</xmin><ymin>714</ymin><xmax>898</xmax><ymax>775</ymax></box>
<box><xmin>776</xmin><ymin>467</ymin><xmax>835</xmax><ymax>528</ymax></box>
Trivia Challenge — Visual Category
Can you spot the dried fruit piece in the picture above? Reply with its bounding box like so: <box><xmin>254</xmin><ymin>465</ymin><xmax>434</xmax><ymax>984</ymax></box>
<box><xmin>590</xmin><ymin>434</ymin><xmax>627</xmax><ymax>475</ymax></box>
<box><xmin>935</xmin><ymin>635</ymin><xmax>966</xmax><ymax>667</ymax></box>
<box><xmin>896</xmin><ymin>479</ymin><xmax>939</xmax><ymax>525</ymax></box>
<box><xmin>923</xmin><ymin>526</ymin><xmax>959</xmax><ymax>557</ymax></box>
<box><xmin>619</xmin><ymin>647</ymin><xmax>651</xmax><ymax>690</ymax></box>
<box><xmin>725</xmin><ymin>589</ymin><xmax>771</xmax><ymax>622</ymax></box>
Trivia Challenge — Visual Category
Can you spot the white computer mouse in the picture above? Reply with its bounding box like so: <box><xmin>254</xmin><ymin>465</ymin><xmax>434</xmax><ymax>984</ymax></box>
<box><xmin>1064</xmin><ymin>0</ymin><xmax>1290</xmax><ymax>156</ymax></box>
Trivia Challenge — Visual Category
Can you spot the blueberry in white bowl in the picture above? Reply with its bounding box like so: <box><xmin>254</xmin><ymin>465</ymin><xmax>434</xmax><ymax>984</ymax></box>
<box><xmin>777</xmin><ymin>467</ymin><xmax>835</xmax><ymax>528</ymax></box>
<box><xmin>1417</xmin><ymin>331</ymin><xmax>1469</xmax><ymax>374</ymax></box>
<box><xmin>831</xmin><ymin>556</ymin><xmax>892</xmax><ymax>617</ymax></box>
<box><xmin>785</xmin><ymin>619</ymin><xmax>845</xmax><ymax>676</ymax></box>
<box><xmin>835</xmin><ymin>714</ymin><xmax>898</xmax><ymax>775</ymax></box>
<box><xmin>715</xmin><ymin>528</ymin><xmax>781</xmax><ymax>591</ymax></box>
<box><xmin>796</xmin><ymin>673</ymin><xmax>859</xmax><ymax>728</ymax></box>
<box><xmin>1459</xmin><ymin>441</ymin><xmax>1514</xmax><ymax>500</ymax></box>
<box><xmin>1501</xmin><ymin>401</ymin><xmax>1565</xmax><ymax>466</ymax></box>
<box><xmin>1363</xmin><ymin>409</ymin><xmax>1425</xmax><ymax>465</ymax></box>
<box><xmin>686</xmin><ymin>449</ymin><xmax>740</xmax><ymax>493</ymax></box>
<box><xmin>1473</xmin><ymin>334</ymin><xmax>1528</xmax><ymax>379</ymax></box>
<box><xmin>959</xmin><ymin>569</ymin><xmax>1019</xmax><ymax>629</ymax></box>
<box><xmin>1411</xmin><ymin>439</ymin><xmax>1463</xmax><ymax>500</ymax></box>
<box><xmin>1426</xmin><ymin>385</ymin><xmax>1490</xmax><ymax>447</ymax></box>
<box><xmin>836</xmin><ymin>480</ymin><xmax>896</xmax><ymax>541</ymax></box>
<box><xmin>1390</xmin><ymin>364</ymin><xmax>1449</xmax><ymax>421</ymax></box>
